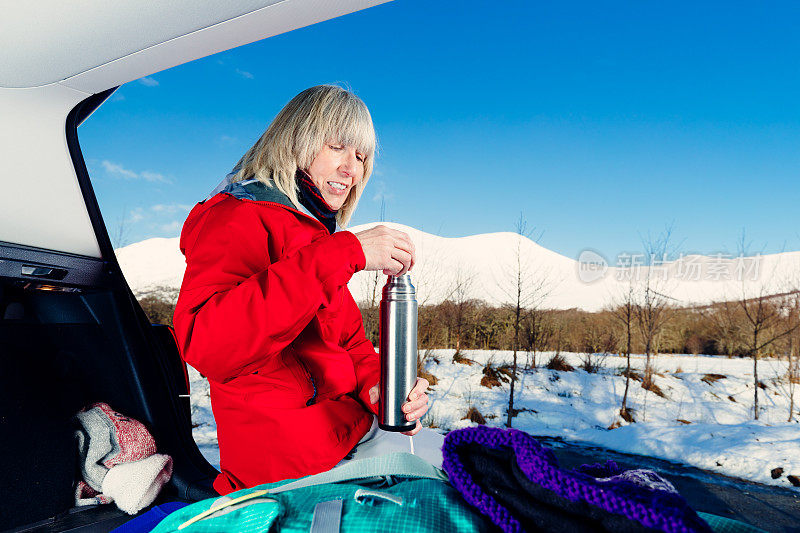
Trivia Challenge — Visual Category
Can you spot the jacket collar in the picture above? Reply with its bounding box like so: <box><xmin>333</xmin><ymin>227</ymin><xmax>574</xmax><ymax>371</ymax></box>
<box><xmin>220</xmin><ymin>178</ymin><xmax>339</xmax><ymax>232</ymax></box>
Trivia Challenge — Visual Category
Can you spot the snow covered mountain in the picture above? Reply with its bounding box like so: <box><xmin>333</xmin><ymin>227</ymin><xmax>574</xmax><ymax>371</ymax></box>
<box><xmin>115</xmin><ymin>222</ymin><xmax>800</xmax><ymax>311</ymax></box>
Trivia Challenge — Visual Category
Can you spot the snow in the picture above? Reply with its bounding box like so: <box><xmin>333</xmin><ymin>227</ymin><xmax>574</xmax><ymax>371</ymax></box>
<box><xmin>115</xmin><ymin>237</ymin><xmax>185</xmax><ymax>295</ymax></box>
<box><xmin>189</xmin><ymin>350</ymin><xmax>800</xmax><ymax>488</ymax></box>
<box><xmin>423</xmin><ymin>349</ymin><xmax>800</xmax><ymax>489</ymax></box>
<box><xmin>132</xmin><ymin>221</ymin><xmax>800</xmax><ymax>486</ymax></box>
<box><xmin>116</xmin><ymin>222</ymin><xmax>800</xmax><ymax>312</ymax></box>
<box><xmin>187</xmin><ymin>367</ymin><xmax>219</xmax><ymax>469</ymax></box>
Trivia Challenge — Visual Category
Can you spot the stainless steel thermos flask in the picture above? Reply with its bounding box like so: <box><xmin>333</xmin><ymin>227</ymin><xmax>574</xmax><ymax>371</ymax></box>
<box><xmin>378</xmin><ymin>274</ymin><xmax>418</xmax><ymax>432</ymax></box>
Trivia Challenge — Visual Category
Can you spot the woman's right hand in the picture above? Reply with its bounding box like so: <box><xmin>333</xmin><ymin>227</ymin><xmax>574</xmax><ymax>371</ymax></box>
<box><xmin>353</xmin><ymin>225</ymin><xmax>415</xmax><ymax>276</ymax></box>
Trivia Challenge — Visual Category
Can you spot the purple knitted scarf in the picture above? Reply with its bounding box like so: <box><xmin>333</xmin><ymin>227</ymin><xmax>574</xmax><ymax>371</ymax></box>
<box><xmin>442</xmin><ymin>427</ymin><xmax>711</xmax><ymax>533</ymax></box>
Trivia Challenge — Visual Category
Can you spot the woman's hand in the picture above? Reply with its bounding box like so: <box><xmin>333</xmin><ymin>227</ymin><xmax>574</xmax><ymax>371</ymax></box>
<box><xmin>400</xmin><ymin>377</ymin><xmax>430</xmax><ymax>436</ymax></box>
<box><xmin>354</xmin><ymin>225</ymin><xmax>415</xmax><ymax>276</ymax></box>
<box><xmin>368</xmin><ymin>377</ymin><xmax>430</xmax><ymax>436</ymax></box>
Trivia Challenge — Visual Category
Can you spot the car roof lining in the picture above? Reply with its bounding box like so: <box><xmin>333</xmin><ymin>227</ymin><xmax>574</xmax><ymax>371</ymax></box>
<box><xmin>1</xmin><ymin>0</ymin><xmax>388</xmax><ymax>90</ymax></box>
<box><xmin>0</xmin><ymin>1</ymin><xmax>283</xmax><ymax>88</ymax></box>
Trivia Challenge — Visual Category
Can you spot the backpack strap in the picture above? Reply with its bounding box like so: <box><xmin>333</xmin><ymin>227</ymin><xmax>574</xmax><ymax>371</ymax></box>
<box><xmin>266</xmin><ymin>452</ymin><xmax>447</xmax><ymax>495</ymax></box>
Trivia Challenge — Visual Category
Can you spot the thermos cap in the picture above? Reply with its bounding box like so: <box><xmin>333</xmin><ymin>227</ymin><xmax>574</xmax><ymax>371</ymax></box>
<box><xmin>382</xmin><ymin>274</ymin><xmax>416</xmax><ymax>299</ymax></box>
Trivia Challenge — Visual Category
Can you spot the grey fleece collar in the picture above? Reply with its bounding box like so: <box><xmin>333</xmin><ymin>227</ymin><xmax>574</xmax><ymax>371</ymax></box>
<box><xmin>217</xmin><ymin>178</ymin><xmax>339</xmax><ymax>231</ymax></box>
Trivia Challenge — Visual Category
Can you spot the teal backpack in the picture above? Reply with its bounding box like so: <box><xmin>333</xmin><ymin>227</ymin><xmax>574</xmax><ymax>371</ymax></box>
<box><xmin>150</xmin><ymin>453</ymin><xmax>492</xmax><ymax>532</ymax></box>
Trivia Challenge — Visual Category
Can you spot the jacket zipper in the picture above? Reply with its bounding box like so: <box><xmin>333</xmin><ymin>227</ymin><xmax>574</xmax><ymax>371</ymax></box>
<box><xmin>235</xmin><ymin>194</ymin><xmax>326</xmax><ymax>405</ymax></box>
<box><xmin>295</xmin><ymin>354</ymin><xmax>318</xmax><ymax>406</ymax></box>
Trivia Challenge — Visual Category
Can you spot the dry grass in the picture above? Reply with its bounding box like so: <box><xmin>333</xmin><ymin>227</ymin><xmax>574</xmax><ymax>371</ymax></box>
<box><xmin>423</xmin><ymin>411</ymin><xmax>440</xmax><ymax>429</ymax></box>
<box><xmin>642</xmin><ymin>366</ymin><xmax>667</xmax><ymax>398</ymax></box>
<box><xmin>480</xmin><ymin>364</ymin><xmax>513</xmax><ymax>388</ymax></box>
<box><xmin>580</xmin><ymin>359</ymin><xmax>599</xmax><ymax>373</ymax></box>
<box><xmin>453</xmin><ymin>351</ymin><xmax>478</xmax><ymax>366</ymax></box>
<box><xmin>643</xmin><ymin>380</ymin><xmax>666</xmax><ymax>398</ymax></box>
<box><xmin>620</xmin><ymin>406</ymin><xmax>636</xmax><ymax>423</ymax></box>
<box><xmin>417</xmin><ymin>359</ymin><xmax>438</xmax><ymax>387</ymax></box>
<box><xmin>462</xmin><ymin>406</ymin><xmax>486</xmax><ymax>425</ymax></box>
<box><xmin>507</xmin><ymin>406</ymin><xmax>537</xmax><ymax>419</ymax></box>
<box><xmin>546</xmin><ymin>353</ymin><xmax>575</xmax><ymax>372</ymax></box>
<box><xmin>701</xmin><ymin>373</ymin><xmax>727</xmax><ymax>385</ymax></box>
<box><xmin>618</xmin><ymin>368</ymin><xmax>643</xmax><ymax>382</ymax></box>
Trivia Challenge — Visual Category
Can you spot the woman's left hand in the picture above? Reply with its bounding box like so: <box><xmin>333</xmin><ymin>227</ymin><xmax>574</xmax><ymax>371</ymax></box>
<box><xmin>368</xmin><ymin>377</ymin><xmax>430</xmax><ymax>436</ymax></box>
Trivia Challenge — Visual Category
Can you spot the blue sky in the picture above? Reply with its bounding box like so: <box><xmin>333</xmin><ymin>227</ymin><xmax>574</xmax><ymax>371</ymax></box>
<box><xmin>79</xmin><ymin>0</ymin><xmax>800</xmax><ymax>263</ymax></box>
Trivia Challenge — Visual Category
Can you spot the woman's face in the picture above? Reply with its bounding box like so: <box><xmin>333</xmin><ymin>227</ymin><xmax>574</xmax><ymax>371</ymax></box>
<box><xmin>306</xmin><ymin>142</ymin><xmax>365</xmax><ymax>210</ymax></box>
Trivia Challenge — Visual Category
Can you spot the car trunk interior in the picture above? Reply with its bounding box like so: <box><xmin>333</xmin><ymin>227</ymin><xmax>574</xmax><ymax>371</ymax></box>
<box><xmin>0</xmin><ymin>4</ymin><xmax>391</xmax><ymax>529</ymax></box>
<box><xmin>0</xmin><ymin>274</ymin><xmax>218</xmax><ymax>532</ymax></box>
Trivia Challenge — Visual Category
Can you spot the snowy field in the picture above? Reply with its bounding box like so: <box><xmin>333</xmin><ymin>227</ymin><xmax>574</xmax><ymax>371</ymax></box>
<box><xmin>187</xmin><ymin>368</ymin><xmax>220</xmax><ymax>470</ymax></box>
<box><xmin>189</xmin><ymin>350</ymin><xmax>800</xmax><ymax>489</ymax></box>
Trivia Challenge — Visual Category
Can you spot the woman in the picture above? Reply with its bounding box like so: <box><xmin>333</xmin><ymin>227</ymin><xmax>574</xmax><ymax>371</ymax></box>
<box><xmin>173</xmin><ymin>85</ymin><xmax>439</xmax><ymax>495</ymax></box>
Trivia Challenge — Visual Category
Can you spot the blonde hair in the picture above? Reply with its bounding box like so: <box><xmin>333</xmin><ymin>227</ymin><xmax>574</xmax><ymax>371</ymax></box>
<box><xmin>230</xmin><ymin>84</ymin><xmax>376</xmax><ymax>227</ymax></box>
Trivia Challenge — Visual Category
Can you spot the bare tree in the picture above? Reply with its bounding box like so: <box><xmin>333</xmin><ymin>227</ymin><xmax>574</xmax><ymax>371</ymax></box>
<box><xmin>729</xmin><ymin>235</ymin><xmax>799</xmax><ymax>420</ymax></box>
<box><xmin>635</xmin><ymin>290</ymin><xmax>672</xmax><ymax>365</ymax></box>
<box><xmin>704</xmin><ymin>298</ymin><xmax>746</xmax><ymax>356</ymax></box>
<box><xmin>736</xmin><ymin>289</ymin><xmax>797</xmax><ymax>419</ymax></box>
<box><xmin>782</xmin><ymin>275</ymin><xmax>800</xmax><ymax>422</ymax></box>
<box><xmin>443</xmin><ymin>266</ymin><xmax>476</xmax><ymax>357</ymax></box>
<box><xmin>773</xmin><ymin>306</ymin><xmax>800</xmax><ymax>422</ymax></box>
<box><xmin>505</xmin><ymin>218</ymin><xmax>525</xmax><ymax>427</ymax></box>
<box><xmin>578</xmin><ymin>312</ymin><xmax>616</xmax><ymax>372</ymax></box>
<box><xmin>789</xmin><ymin>320</ymin><xmax>799</xmax><ymax>422</ymax></box>
<box><xmin>359</xmin><ymin>200</ymin><xmax>387</xmax><ymax>345</ymax></box>
<box><xmin>634</xmin><ymin>226</ymin><xmax>678</xmax><ymax>376</ymax></box>
<box><xmin>520</xmin><ymin>307</ymin><xmax>552</xmax><ymax>369</ymax></box>
<box><xmin>610</xmin><ymin>278</ymin><xmax>636</xmax><ymax>421</ymax></box>
<box><xmin>497</xmin><ymin>213</ymin><xmax>552</xmax><ymax>428</ymax></box>
<box><xmin>111</xmin><ymin>205</ymin><xmax>132</xmax><ymax>249</ymax></box>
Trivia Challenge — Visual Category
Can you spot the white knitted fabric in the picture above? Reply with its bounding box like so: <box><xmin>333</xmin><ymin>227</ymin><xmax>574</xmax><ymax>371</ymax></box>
<box><xmin>102</xmin><ymin>454</ymin><xmax>174</xmax><ymax>515</ymax></box>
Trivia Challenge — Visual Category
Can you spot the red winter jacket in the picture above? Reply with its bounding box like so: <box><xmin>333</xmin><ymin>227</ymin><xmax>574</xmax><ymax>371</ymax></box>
<box><xmin>172</xmin><ymin>179</ymin><xmax>380</xmax><ymax>495</ymax></box>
